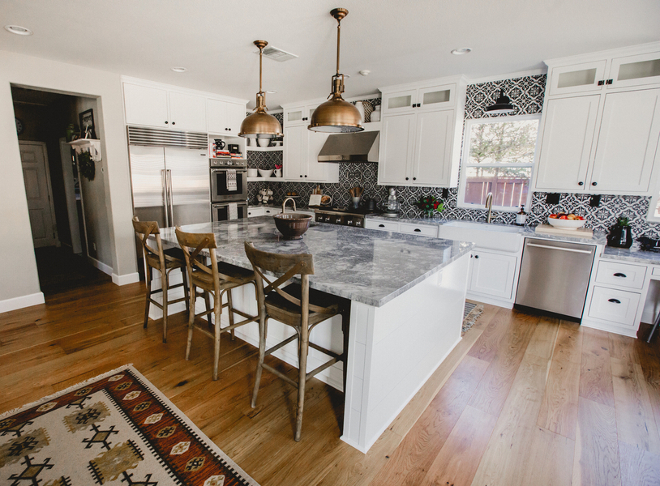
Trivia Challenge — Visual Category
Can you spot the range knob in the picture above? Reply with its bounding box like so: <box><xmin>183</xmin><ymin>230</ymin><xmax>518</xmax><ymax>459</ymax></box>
<box><xmin>347</xmin><ymin>219</ymin><xmax>353</xmax><ymax>225</ymax></box>
<box><xmin>325</xmin><ymin>217</ymin><xmax>331</xmax><ymax>222</ymax></box>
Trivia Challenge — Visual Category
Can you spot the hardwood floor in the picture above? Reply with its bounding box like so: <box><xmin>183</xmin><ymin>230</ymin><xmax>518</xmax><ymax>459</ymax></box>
<box><xmin>2</xmin><ymin>280</ymin><xmax>660</xmax><ymax>485</ymax></box>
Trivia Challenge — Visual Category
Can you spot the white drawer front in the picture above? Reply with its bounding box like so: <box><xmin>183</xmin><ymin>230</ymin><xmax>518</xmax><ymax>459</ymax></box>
<box><xmin>588</xmin><ymin>286</ymin><xmax>641</xmax><ymax>327</ymax></box>
<box><xmin>398</xmin><ymin>222</ymin><xmax>438</xmax><ymax>237</ymax></box>
<box><xmin>595</xmin><ymin>260</ymin><xmax>647</xmax><ymax>289</ymax></box>
<box><xmin>247</xmin><ymin>208</ymin><xmax>265</xmax><ymax>217</ymax></box>
<box><xmin>365</xmin><ymin>220</ymin><xmax>399</xmax><ymax>232</ymax></box>
<box><xmin>263</xmin><ymin>208</ymin><xmax>281</xmax><ymax>215</ymax></box>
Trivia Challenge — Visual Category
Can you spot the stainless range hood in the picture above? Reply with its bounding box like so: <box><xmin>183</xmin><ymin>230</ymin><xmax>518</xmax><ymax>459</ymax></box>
<box><xmin>317</xmin><ymin>130</ymin><xmax>379</xmax><ymax>163</ymax></box>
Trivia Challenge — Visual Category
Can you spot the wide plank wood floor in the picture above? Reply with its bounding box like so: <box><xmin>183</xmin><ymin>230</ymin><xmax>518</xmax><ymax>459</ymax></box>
<box><xmin>2</xmin><ymin>279</ymin><xmax>660</xmax><ymax>485</ymax></box>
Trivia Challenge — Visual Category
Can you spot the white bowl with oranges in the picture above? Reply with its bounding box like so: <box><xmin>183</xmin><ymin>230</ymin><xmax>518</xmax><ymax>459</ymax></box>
<box><xmin>548</xmin><ymin>213</ymin><xmax>586</xmax><ymax>230</ymax></box>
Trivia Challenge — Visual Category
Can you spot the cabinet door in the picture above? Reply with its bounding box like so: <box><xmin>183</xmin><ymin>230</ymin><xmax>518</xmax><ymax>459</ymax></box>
<box><xmin>378</xmin><ymin>114</ymin><xmax>415</xmax><ymax>185</ymax></box>
<box><xmin>412</xmin><ymin>110</ymin><xmax>454</xmax><ymax>186</ymax></box>
<box><xmin>534</xmin><ymin>95</ymin><xmax>600</xmax><ymax>192</ymax></box>
<box><xmin>283</xmin><ymin>126</ymin><xmax>305</xmax><ymax>181</ymax></box>
<box><xmin>589</xmin><ymin>88</ymin><xmax>660</xmax><ymax>194</ymax></box>
<box><xmin>225</xmin><ymin>102</ymin><xmax>246</xmax><ymax>135</ymax></box>
<box><xmin>609</xmin><ymin>51</ymin><xmax>660</xmax><ymax>89</ymax></box>
<box><xmin>382</xmin><ymin>89</ymin><xmax>417</xmax><ymax>114</ymax></box>
<box><xmin>285</xmin><ymin>106</ymin><xmax>307</xmax><ymax>126</ymax></box>
<box><xmin>548</xmin><ymin>61</ymin><xmax>608</xmax><ymax>96</ymax></box>
<box><xmin>306</xmin><ymin>131</ymin><xmax>333</xmax><ymax>182</ymax></box>
<box><xmin>168</xmin><ymin>92</ymin><xmax>206</xmax><ymax>132</ymax></box>
<box><xmin>206</xmin><ymin>99</ymin><xmax>228</xmax><ymax>134</ymax></box>
<box><xmin>417</xmin><ymin>84</ymin><xmax>454</xmax><ymax>112</ymax></box>
<box><xmin>469</xmin><ymin>251</ymin><xmax>517</xmax><ymax>300</ymax></box>
<box><xmin>123</xmin><ymin>83</ymin><xmax>169</xmax><ymax>127</ymax></box>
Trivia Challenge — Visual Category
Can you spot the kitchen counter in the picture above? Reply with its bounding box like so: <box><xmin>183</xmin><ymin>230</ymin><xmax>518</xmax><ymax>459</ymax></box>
<box><xmin>602</xmin><ymin>245</ymin><xmax>660</xmax><ymax>264</ymax></box>
<box><xmin>158</xmin><ymin>216</ymin><xmax>472</xmax><ymax>453</ymax></box>
<box><xmin>160</xmin><ymin>217</ymin><xmax>473</xmax><ymax>307</ymax></box>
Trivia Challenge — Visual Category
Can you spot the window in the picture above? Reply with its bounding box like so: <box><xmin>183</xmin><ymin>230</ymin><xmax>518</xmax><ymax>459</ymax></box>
<box><xmin>458</xmin><ymin>115</ymin><xmax>541</xmax><ymax>211</ymax></box>
<box><xmin>647</xmin><ymin>177</ymin><xmax>660</xmax><ymax>222</ymax></box>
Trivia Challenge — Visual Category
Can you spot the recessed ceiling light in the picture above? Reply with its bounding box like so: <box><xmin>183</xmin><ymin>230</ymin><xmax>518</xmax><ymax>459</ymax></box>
<box><xmin>5</xmin><ymin>25</ymin><xmax>33</xmax><ymax>36</ymax></box>
<box><xmin>359</xmin><ymin>70</ymin><xmax>371</xmax><ymax>76</ymax></box>
<box><xmin>171</xmin><ymin>67</ymin><xmax>187</xmax><ymax>73</ymax></box>
<box><xmin>451</xmin><ymin>47</ymin><xmax>472</xmax><ymax>55</ymax></box>
<box><xmin>266</xmin><ymin>90</ymin><xmax>277</xmax><ymax>94</ymax></box>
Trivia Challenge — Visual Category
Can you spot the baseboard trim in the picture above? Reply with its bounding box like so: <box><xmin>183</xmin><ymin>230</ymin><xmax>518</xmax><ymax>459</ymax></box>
<box><xmin>0</xmin><ymin>292</ymin><xmax>45</xmax><ymax>314</ymax></box>
<box><xmin>88</xmin><ymin>256</ymin><xmax>113</xmax><ymax>277</ymax></box>
<box><xmin>112</xmin><ymin>272</ymin><xmax>140</xmax><ymax>286</ymax></box>
<box><xmin>581</xmin><ymin>318</ymin><xmax>638</xmax><ymax>338</ymax></box>
<box><xmin>466</xmin><ymin>292</ymin><xmax>514</xmax><ymax>309</ymax></box>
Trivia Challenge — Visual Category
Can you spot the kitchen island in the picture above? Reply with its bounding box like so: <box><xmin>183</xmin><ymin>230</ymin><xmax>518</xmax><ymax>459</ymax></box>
<box><xmin>158</xmin><ymin>216</ymin><xmax>473</xmax><ymax>452</ymax></box>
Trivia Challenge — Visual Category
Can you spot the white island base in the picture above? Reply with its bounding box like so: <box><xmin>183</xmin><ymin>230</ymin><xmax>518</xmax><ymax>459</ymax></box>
<box><xmin>147</xmin><ymin>252</ymin><xmax>470</xmax><ymax>453</ymax></box>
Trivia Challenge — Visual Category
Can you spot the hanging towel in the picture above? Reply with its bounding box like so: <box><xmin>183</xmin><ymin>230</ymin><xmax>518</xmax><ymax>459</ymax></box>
<box><xmin>226</xmin><ymin>169</ymin><xmax>237</xmax><ymax>191</ymax></box>
<box><xmin>228</xmin><ymin>203</ymin><xmax>238</xmax><ymax>220</ymax></box>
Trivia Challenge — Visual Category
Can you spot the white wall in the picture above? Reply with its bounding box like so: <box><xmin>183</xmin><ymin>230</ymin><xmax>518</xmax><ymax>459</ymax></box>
<box><xmin>0</xmin><ymin>50</ymin><xmax>138</xmax><ymax>310</ymax></box>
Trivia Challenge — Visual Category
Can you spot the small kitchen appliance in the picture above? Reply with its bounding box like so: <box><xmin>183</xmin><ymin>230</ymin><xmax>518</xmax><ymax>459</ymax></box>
<box><xmin>210</xmin><ymin>158</ymin><xmax>248</xmax><ymax>203</ymax></box>
<box><xmin>381</xmin><ymin>187</ymin><xmax>401</xmax><ymax>218</ymax></box>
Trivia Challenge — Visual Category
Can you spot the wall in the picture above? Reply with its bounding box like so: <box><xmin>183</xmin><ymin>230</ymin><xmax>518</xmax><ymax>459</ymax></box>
<box><xmin>249</xmin><ymin>77</ymin><xmax>660</xmax><ymax>239</ymax></box>
<box><xmin>0</xmin><ymin>50</ymin><xmax>138</xmax><ymax>311</ymax></box>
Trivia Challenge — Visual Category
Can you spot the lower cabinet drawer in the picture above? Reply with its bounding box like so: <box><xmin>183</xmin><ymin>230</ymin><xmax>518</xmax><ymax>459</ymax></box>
<box><xmin>587</xmin><ymin>286</ymin><xmax>641</xmax><ymax>327</ymax></box>
<box><xmin>398</xmin><ymin>222</ymin><xmax>438</xmax><ymax>237</ymax></box>
<box><xmin>595</xmin><ymin>260</ymin><xmax>647</xmax><ymax>289</ymax></box>
<box><xmin>365</xmin><ymin>220</ymin><xmax>399</xmax><ymax>231</ymax></box>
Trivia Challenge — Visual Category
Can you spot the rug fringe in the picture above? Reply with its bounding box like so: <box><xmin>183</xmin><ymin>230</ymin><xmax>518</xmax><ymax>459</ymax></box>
<box><xmin>0</xmin><ymin>363</ymin><xmax>134</xmax><ymax>420</ymax></box>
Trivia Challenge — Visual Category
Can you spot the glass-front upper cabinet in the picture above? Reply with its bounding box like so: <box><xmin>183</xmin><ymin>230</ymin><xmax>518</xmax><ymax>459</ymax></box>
<box><xmin>610</xmin><ymin>52</ymin><xmax>660</xmax><ymax>89</ymax></box>
<box><xmin>548</xmin><ymin>60</ymin><xmax>608</xmax><ymax>96</ymax></box>
<box><xmin>285</xmin><ymin>106</ymin><xmax>306</xmax><ymax>126</ymax></box>
<box><xmin>418</xmin><ymin>84</ymin><xmax>454</xmax><ymax>111</ymax></box>
<box><xmin>382</xmin><ymin>89</ymin><xmax>416</xmax><ymax>114</ymax></box>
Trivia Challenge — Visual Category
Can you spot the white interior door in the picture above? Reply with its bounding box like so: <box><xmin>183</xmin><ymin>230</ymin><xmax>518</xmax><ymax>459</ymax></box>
<box><xmin>589</xmin><ymin>88</ymin><xmax>660</xmax><ymax>193</ymax></box>
<box><xmin>20</xmin><ymin>142</ymin><xmax>58</xmax><ymax>248</ymax></box>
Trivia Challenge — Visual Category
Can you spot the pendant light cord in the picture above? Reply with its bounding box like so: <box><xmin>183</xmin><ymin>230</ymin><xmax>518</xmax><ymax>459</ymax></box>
<box><xmin>259</xmin><ymin>46</ymin><xmax>263</xmax><ymax>94</ymax></box>
<box><xmin>336</xmin><ymin>18</ymin><xmax>341</xmax><ymax>76</ymax></box>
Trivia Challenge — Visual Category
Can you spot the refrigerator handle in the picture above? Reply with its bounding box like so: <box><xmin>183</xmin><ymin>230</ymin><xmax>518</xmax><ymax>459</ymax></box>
<box><xmin>167</xmin><ymin>169</ymin><xmax>174</xmax><ymax>227</ymax></box>
<box><xmin>161</xmin><ymin>169</ymin><xmax>169</xmax><ymax>227</ymax></box>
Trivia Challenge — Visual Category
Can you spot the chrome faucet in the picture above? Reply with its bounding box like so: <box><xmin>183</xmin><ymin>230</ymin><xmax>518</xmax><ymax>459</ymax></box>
<box><xmin>282</xmin><ymin>197</ymin><xmax>297</xmax><ymax>213</ymax></box>
<box><xmin>485</xmin><ymin>192</ymin><xmax>493</xmax><ymax>223</ymax></box>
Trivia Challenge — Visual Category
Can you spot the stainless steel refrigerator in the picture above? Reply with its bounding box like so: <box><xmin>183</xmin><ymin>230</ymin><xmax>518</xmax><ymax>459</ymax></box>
<box><xmin>129</xmin><ymin>144</ymin><xmax>211</xmax><ymax>228</ymax></box>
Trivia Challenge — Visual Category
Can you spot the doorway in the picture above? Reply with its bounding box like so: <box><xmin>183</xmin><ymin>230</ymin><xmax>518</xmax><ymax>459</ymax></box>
<box><xmin>12</xmin><ymin>86</ymin><xmax>109</xmax><ymax>295</ymax></box>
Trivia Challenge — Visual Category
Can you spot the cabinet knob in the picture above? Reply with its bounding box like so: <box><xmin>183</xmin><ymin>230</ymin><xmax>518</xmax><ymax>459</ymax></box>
<box><xmin>305</xmin><ymin>175</ymin><xmax>307</xmax><ymax>178</ymax></box>
<box><xmin>405</xmin><ymin>177</ymin><xmax>409</xmax><ymax>181</ymax></box>
<box><xmin>592</xmin><ymin>182</ymin><xmax>598</xmax><ymax>186</ymax></box>
<box><xmin>165</xmin><ymin>121</ymin><xmax>168</xmax><ymax>124</ymax></box>
<box><xmin>578</xmin><ymin>181</ymin><xmax>584</xmax><ymax>186</ymax></box>
<box><xmin>172</xmin><ymin>121</ymin><xmax>175</xmax><ymax>125</ymax></box>
<box><xmin>597</xmin><ymin>80</ymin><xmax>605</xmax><ymax>86</ymax></box>
<box><xmin>474</xmin><ymin>255</ymin><xmax>479</xmax><ymax>259</ymax></box>
<box><xmin>608</xmin><ymin>298</ymin><xmax>621</xmax><ymax>304</ymax></box>
<box><xmin>300</xmin><ymin>175</ymin><xmax>303</xmax><ymax>178</ymax></box>
<box><xmin>606</xmin><ymin>79</ymin><xmax>613</xmax><ymax>85</ymax></box>
<box><xmin>413</xmin><ymin>177</ymin><xmax>417</xmax><ymax>181</ymax></box>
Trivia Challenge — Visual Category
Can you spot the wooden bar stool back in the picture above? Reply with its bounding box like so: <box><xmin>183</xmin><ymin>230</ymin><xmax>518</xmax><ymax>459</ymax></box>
<box><xmin>244</xmin><ymin>241</ymin><xmax>349</xmax><ymax>441</ymax></box>
<box><xmin>132</xmin><ymin>216</ymin><xmax>189</xmax><ymax>343</ymax></box>
<box><xmin>175</xmin><ymin>228</ymin><xmax>259</xmax><ymax>381</ymax></box>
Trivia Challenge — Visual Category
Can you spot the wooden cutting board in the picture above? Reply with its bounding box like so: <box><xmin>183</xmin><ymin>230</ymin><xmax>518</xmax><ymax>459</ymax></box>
<box><xmin>535</xmin><ymin>224</ymin><xmax>594</xmax><ymax>238</ymax></box>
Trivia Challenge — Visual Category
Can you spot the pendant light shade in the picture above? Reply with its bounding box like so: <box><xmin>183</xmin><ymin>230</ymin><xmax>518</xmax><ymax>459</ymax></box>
<box><xmin>485</xmin><ymin>89</ymin><xmax>515</xmax><ymax>115</ymax></box>
<box><xmin>239</xmin><ymin>40</ymin><xmax>283</xmax><ymax>139</ymax></box>
<box><xmin>308</xmin><ymin>8</ymin><xmax>363</xmax><ymax>133</ymax></box>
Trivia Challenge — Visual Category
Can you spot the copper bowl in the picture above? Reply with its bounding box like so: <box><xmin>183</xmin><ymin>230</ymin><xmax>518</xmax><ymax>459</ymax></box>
<box><xmin>273</xmin><ymin>213</ymin><xmax>312</xmax><ymax>239</ymax></box>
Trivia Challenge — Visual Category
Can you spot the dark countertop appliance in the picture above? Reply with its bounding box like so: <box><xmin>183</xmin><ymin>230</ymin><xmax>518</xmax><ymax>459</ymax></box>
<box><xmin>314</xmin><ymin>206</ymin><xmax>381</xmax><ymax>228</ymax></box>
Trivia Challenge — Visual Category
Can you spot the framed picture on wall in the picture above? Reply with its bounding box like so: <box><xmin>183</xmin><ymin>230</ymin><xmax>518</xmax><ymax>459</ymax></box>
<box><xmin>79</xmin><ymin>108</ymin><xmax>96</xmax><ymax>139</ymax></box>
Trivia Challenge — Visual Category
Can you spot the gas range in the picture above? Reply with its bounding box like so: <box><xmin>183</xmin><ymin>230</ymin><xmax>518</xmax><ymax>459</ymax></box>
<box><xmin>314</xmin><ymin>207</ymin><xmax>381</xmax><ymax>228</ymax></box>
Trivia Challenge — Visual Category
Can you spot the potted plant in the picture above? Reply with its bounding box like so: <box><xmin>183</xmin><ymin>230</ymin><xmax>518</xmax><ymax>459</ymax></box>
<box><xmin>607</xmin><ymin>214</ymin><xmax>633</xmax><ymax>248</ymax></box>
<box><xmin>415</xmin><ymin>195</ymin><xmax>443</xmax><ymax>218</ymax></box>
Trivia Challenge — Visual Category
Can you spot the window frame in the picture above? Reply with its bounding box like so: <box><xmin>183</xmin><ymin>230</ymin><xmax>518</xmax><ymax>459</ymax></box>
<box><xmin>457</xmin><ymin>113</ymin><xmax>541</xmax><ymax>212</ymax></box>
<box><xmin>646</xmin><ymin>173</ymin><xmax>660</xmax><ymax>222</ymax></box>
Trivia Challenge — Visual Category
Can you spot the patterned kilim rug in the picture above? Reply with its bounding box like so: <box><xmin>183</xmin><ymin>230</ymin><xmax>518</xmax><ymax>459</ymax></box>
<box><xmin>463</xmin><ymin>302</ymin><xmax>484</xmax><ymax>335</ymax></box>
<box><xmin>0</xmin><ymin>365</ymin><xmax>258</xmax><ymax>486</ymax></box>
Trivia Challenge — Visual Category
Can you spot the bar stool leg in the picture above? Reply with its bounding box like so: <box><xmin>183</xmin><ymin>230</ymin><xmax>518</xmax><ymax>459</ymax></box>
<box><xmin>295</xmin><ymin>320</ymin><xmax>310</xmax><ymax>442</ymax></box>
<box><xmin>204</xmin><ymin>291</ymin><xmax>212</xmax><ymax>329</ymax></box>
<box><xmin>252</xmin><ymin>315</ymin><xmax>268</xmax><ymax>408</ymax></box>
<box><xmin>186</xmin><ymin>284</ymin><xmax>196</xmax><ymax>360</ymax></box>
<box><xmin>648</xmin><ymin>309</ymin><xmax>660</xmax><ymax>343</ymax></box>
<box><xmin>161</xmin><ymin>269</ymin><xmax>169</xmax><ymax>343</ymax></box>
<box><xmin>182</xmin><ymin>267</ymin><xmax>190</xmax><ymax>314</ymax></box>
<box><xmin>143</xmin><ymin>266</ymin><xmax>152</xmax><ymax>329</ymax></box>
<box><xmin>213</xmin><ymin>292</ymin><xmax>223</xmax><ymax>381</ymax></box>
<box><xmin>227</xmin><ymin>289</ymin><xmax>236</xmax><ymax>341</ymax></box>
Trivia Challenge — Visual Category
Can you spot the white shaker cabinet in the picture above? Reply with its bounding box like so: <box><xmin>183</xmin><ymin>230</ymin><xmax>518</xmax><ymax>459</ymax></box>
<box><xmin>283</xmin><ymin>126</ymin><xmax>305</xmax><ymax>181</ymax></box>
<box><xmin>378</xmin><ymin>114</ymin><xmax>416</xmax><ymax>184</ymax></box>
<box><xmin>589</xmin><ymin>88</ymin><xmax>660</xmax><ymax>193</ymax></box>
<box><xmin>412</xmin><ymin>110</ymin><xmax>455</xmax><ymax>186</ymax></box>
<box><xmin>168</xmin><ymin>91</ymin><xmax>206</xmax><ymax>132</ymax></box>
<box><xmin>468</xmin><ymin>250</ymin><xmax>518</xmax><ymax>300</ymax></box>
<box><xmin>123</xmin><ymin>83</ymin><xmax>170</xmax><ymax>128</ymax></box>
<box><xmin>534</xmin><ymin>95</ymin><xmax>600</xmax><ymax>192</ymax></box>
<box><xmin>207</xmin><ymin>99</ymin><xmax>246</xmax><ymax>135</ymax></box>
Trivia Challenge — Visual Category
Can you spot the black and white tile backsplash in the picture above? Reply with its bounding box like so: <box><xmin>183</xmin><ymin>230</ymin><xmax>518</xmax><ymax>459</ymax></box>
<box><xmin>248</xmin><ymin>75</ymin><xmax>660</xmax><ymax>239</ymax></box>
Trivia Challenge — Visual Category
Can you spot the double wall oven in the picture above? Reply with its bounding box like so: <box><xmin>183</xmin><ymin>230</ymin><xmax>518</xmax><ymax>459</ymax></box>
<box><xmin>210</xmin><ymin>158</ymin><xmax>248</xmax><ymax>222</ymax></box>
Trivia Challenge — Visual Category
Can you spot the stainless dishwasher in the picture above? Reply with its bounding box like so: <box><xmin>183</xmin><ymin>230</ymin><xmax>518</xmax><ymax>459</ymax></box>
<box><xmin>515</xmin><ymin>238</ymin><xmax>596</xmax><ymax>319</ymax></box>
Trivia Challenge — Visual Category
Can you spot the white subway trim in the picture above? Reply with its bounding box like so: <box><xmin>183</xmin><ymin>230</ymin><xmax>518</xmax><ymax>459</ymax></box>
<box><xmin>112</xmin><ymin>272</ymin><xmax>140</xmax><ymax>286</ymax></box>
<box><xmin>0</xmin><ymin>292</ymin><xmax>45</xmax><ymax>314</ymax></box>
<box><xmin>88</xmin><ymin>256</ymin><xmax>113</xmax><ymax>276</ymax></box>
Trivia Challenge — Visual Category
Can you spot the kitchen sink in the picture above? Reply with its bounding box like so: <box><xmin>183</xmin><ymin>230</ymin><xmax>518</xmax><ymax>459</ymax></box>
<box><xmin>438</xmin><ymin>221</ymin><xmax>523</xmax><ymax>252</ymax></box>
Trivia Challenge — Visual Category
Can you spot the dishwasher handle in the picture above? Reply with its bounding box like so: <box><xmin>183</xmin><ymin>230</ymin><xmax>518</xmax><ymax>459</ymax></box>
<box><xmin>526</xmin><ymin>242</ymin><xmax>593</xmax><ymax>254</ymax></box>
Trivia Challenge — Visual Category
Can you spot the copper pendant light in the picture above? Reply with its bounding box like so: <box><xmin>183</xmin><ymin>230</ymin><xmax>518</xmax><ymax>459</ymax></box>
<box><xmin>308</xmin><ymin>8</ymin><xmax>363</xmax><ymax>133</ymax></box>
<box><xmin>239</xmin><ymin>40</ymin><xmax>283</xmax><ymax>139</ymax></box>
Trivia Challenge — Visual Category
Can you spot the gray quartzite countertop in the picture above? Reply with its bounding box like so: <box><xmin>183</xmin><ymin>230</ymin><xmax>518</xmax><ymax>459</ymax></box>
<box><xmin>365</xmin><ymin>215</ymin><xmax>608</xmax><ymax>245</ymax></box>
<box><xmin>160</xmin><ymin>216</ymin><xmax>473</xmax><ymax>307</ymax></box>
<box><xmin>601</xmin><ymin>246</ymin><xmax>660</xmax><ymax>265</ymax></box>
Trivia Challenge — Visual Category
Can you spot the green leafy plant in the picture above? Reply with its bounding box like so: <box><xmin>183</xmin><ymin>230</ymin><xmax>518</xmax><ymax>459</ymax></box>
<box><xmin>617</xmin><ymin>215</ymin><xmax>630</xmax><ymax>227</ymax></box>
<box><xmin>78</xmin><ymin>151</ymin><xmax>95</xmax><ymax>181</ymax></box>
<box><xmin>415</xmin><ymin>195</ymin><xmax>443</xmax><ymax>217</ymax></box>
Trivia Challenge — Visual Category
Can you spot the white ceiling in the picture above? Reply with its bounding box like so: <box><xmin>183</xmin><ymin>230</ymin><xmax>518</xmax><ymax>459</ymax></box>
<box><xmin>2</xmin><ymin>0</ymin><xmax>660</xmax><ymax>108</ymax></box>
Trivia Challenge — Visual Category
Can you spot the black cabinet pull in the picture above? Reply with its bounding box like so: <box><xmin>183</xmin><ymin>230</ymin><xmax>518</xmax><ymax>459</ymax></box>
<box><xmin>613</xmin><ymin>273</ymin><xmax>627</xmax><ymax>278</ymax></box>
<box><xmin>598</xmin><ymin>80</ymin><xmax>605</xmax><ymax>86</ymax></box>
<box><xmin>379</xmin><ymin>224</ymin><xmax>385</xmax><ymax>228</ymax></box>
<box><xmin>592</xmin><ymin>182</ymin><xmax>598</xmax><ymax>186</ymax></box>
<box><xmin>414</xmin><ymin>228</ymin><xmax>421</xmax><ymax>232</ymax></box>
<box><xmin>606</xmin><ymin>79</ymin><xmax>613</xmax><ymax>85</ymax></box>
<box><xmin>608</xmin><ymin>298</ymin><xmax>621</xmax><ymax>304</ymax></box>
<box><xmin>413</xmin><ymin>177</ymin><xmax>417</xmax><ymax>181</ymax></box>
<box><xmin>165</xmin><ymin>121</ymin><xmax>168</xmax><ymax>124</ymax></box>
<box><xmin>578</xmin><ymin>181</ymin><xmax>584</xmax><ymax>186</ymax></box>
<box><xmin>405</xmin><ymin>177</ymin><xmax>409</xmax><ymax>181</ymax></box>
<box><xmin>474</xmin><ymin>255</ymin><xmax>479</xmax><ymax>259</ymax></box>
<box><xmin>304</xmin><ymin>175</ymin><xmax>307</xmax><ymax>178</ymax></box>
<box><xmin>172</xmin><ymin>121</ymin><xmax>176</xmax><ymax>125</ymax></box>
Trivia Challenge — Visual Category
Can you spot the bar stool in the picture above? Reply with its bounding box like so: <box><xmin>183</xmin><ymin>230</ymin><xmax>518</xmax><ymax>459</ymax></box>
<box><xmin>132</xmin><ymin>217</ymin><xmax>189</xmax><ymax>343</ymax></box>
<box><xmin>244</xmin><ymin>241</ymin><xmax>350</xmax><ymax>441</ymax></box>
<box><xmin>175</xmin><ymin>228</ymin><xmax>259</xmax><ymax>381</ymax></box>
